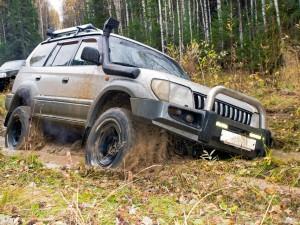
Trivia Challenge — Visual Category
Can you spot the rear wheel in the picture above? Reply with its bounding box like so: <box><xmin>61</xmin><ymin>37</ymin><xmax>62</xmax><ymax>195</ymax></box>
<box><xmin>5</xmin><ymin>106</ymin><xmax>31</xmax><ymax>150</ymax></box>
<box><xmin>85</xmin><ymin>108</ymin><xmax>169</xmax><ymax>170</ymax></box>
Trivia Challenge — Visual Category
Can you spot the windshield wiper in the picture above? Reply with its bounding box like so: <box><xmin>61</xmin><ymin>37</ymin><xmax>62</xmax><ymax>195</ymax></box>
<box><xmin>112</xmin><ymin>62</ymin><xmax>137</xmax><ymax>68</ymax></box>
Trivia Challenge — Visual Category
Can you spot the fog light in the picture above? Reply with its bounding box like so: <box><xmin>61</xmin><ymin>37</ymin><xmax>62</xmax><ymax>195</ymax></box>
<box><xmin>249</xmin><ymin>133</ymin><xmax>262</xmax><ymax>140</ymax></box>
<box><xmin>185</xmin><ymin>114</ymin><xmax>194</xmax><ymax>123</ymax></box>
<box><xmin>175</xmin><ymin>109</ymin><xmax>182</xmax><ymax>116</ymax></box>
<box><xmin>216</xmin><ymin>121</ymin><xmax>228</xmax><ymax>129</ymax></box>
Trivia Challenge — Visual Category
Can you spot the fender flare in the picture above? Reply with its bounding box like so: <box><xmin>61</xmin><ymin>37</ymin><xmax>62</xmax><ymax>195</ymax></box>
<box><xmin>85</xmin><ymin>85</ymin><xmax>135</xmax><ymax>129</ymax></box>
<box><xmin>4</xmin><ymin>83</ymin><xmax>39</xmax><ymax>126</ymax></box>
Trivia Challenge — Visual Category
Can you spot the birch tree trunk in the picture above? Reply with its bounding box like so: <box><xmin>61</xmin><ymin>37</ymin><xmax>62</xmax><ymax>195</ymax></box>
<box><xmin>188</xmin><ymin>0</ymin><xmax>193</xmax><ymax>42</ymax></box>
<box><xmin>158</xmin><ymin>0</ymin><xmax>165</xmax><ymax>52</ymax></box>
<box><xmin>168</xmin><ymin>0</ymin><xmax>175</xmax><ymax>43</ymax></box>
<box><xmin>142</xmin><ymin>0</ymin><xmax>147</xmax><ymax>37</ymax></box>
<box><xmin>181</xmin><ymin>0</ymin><xmax>185</xmax><ymax>45</ymax></box>
<box><xmin>254</xmin><ymin>0</ymin><xmax>258</xmax><ymax>25</ymax></box>
<box><xmin>125</xmin><ymin>0</ymin><xmax>129</xmax><ymax>27</ymax></box>
<box><xmin>261</xmin><ymin>0</ymin><xmax>267</xmax><ymax>28</ymax></box>
<box><xmin>207</xmin><ymin>0</ymin><xmax>212</xmax><ymax>41</ymax></box>
<box><xmin>164</xmin><ymin>0</ymin><xmax>169</xmax><ymax>43</ymax></box>
<box><xmin>237</xmin><ymin>0</ymin><xmax>243</xmax><ymax>47</ymax></box>
<box><xmin>177</xmin><ymin>0</ymin><xmax>182</xmax><ymax>59</ymax></box>
<box><xmin>217</xmin><ymin>0</ymin><xmax>223</xmax><ymax>49</ymax></box>
<box><xmin>38</xmin><ymin>0</ymin><xmax>44</xmax><ymax>39</ymax></box>
<box><xmin>273</xmin><ymin>0</ymin><xmax>281</xmax><ymax>34</ymax></box>
<box><xmin>195</xmin><ymin>0</ymin><xmax>200</xmax><ymax>38</ymax></box>
<box><xmin>199</xmin><ymin>0</ymin><xmax>205</xmax><ymax>40</ymax></box>
<box><xmin>250</xmin><ymin>0</ymin><xmax>254</xmax><ymax>35</ymax></box>
<box><xmin>203</xmin><ymin>0</ymin><xmax>209</xmax><ymax>42</ymax></box>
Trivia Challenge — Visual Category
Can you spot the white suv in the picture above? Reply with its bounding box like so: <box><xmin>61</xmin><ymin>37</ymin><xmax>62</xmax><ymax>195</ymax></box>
<box><xmin>4</xmin><ymin>18</ymin><xmax>272</xmax><ymax>169</ymax></box>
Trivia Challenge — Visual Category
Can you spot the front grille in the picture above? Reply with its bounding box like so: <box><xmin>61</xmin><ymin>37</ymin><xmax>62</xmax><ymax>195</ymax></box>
<box><xmin>194</xmin><ymin>92</ymin><xmax>252</xmax><ymax>125</ymax></box>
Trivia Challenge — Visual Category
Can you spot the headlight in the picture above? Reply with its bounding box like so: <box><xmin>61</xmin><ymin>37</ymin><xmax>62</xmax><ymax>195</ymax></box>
<box><xmin>151</xmin><ymin>79</ymin><xmax>194</xmax><ymax>108</ymax></box>
<box><xmin>0</xmin><ymin>73</ymin><xmax>6</xmax><ymax>78</ymax></box>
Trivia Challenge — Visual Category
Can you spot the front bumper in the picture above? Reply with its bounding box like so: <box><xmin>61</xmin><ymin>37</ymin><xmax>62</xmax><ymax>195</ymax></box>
<box><xmin>131</xmin><ymin>98</ymin><xmax>272</xmax><ymax>158</ymax></box>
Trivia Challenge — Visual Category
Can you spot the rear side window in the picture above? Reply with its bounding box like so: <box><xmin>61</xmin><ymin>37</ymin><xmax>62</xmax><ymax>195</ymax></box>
<box><xmin>44</xmin><ymin>45</ymin><xmax>61</xmax><ymax>67</ymax></box>
<box><xmin>30</xmin><ymin>42</ymin><xmax>56</xmax><ymax>67</ymax></box>
<box><xmin>71</xmin><ymin>39</ymin><xmax>99</xmax><ymax>66</ymax></box>
<box><xmin>51</xmin><ymin>41</ymin><xmax>79</xmax><ymax>66</ymax></box>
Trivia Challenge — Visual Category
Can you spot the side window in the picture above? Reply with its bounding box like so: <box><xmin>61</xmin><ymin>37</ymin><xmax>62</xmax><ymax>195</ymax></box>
<box><xmin>71</xmin><ymin>39</ymin><xmax>99</xmax><ymax>66</ymax></box>
<box><xmin>51</xmin><ymin>41</ymin><xmax>79</xmax><ymax>66</ymax></box>
<box><xmin>44</xmin><ymin>45</ymin><xmax>61</xmax><ymax>67</ymax></box>
<box><xmin>30</xmin><ymin>42</ymin><xmax>56</xmax><ymax>67</ymax></box>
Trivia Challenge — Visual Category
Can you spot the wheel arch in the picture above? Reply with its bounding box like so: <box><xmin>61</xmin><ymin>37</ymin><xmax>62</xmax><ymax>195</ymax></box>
<box><xmin>4</xmin><ymin>85</ymin><xmax>38</xmax><ymax>126</ymax></box>
<box><xmin>85</xmin><ymin>86</ymin><xmax>135</xmax><ymax>128</ymax></box>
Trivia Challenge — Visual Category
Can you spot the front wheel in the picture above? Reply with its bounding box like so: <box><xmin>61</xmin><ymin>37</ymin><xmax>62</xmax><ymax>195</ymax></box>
<box><xmin>85</xmin><ymin>108</ymin><xmax>169</xmax><ymax>170</ymax></box>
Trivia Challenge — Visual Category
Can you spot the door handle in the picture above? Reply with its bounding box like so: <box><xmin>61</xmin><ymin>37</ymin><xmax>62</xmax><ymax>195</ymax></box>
<box><xmin>35</xmin><ymin>76</ymin><xmax>41</xmax><ymax>81</ymax></box>
<box><xmin>62</xmin><ymin>77</ymin><xmax>69</xmax><ymax>84</ymax></box>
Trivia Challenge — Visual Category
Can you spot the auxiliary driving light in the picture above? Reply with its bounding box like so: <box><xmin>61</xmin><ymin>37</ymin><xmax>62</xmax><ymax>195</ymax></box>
<box><xmin>249</xmin><ymin>133</ymin><xmax>262</xmax><ymax>140</ymax></box>
<box><xmin>216</xmin><ymin>121</ymin><xmax>228</xmax><ymax>129</ymax></box>
<box><xmin>185</xmin><ymin>114</ymin><xmax>194</xmax><ymax>123</ymax></box>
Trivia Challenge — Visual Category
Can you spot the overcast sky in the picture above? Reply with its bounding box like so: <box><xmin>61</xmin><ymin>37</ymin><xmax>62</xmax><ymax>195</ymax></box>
<box><xmin>47</xmin><ymin>0</ymin><xmax>63</xmax><ymax>22</ymax></box>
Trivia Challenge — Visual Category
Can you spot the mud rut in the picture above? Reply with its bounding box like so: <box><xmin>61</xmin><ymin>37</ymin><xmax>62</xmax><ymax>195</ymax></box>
<box><xmin>0</xmin><ymin>117</ymin><xmax>187</xmax><ymax>170</ymax></box>
<box><xmin>0</xmin><ymin>115</ymin><xmax>300</xmax><ymax>189</ymax></box>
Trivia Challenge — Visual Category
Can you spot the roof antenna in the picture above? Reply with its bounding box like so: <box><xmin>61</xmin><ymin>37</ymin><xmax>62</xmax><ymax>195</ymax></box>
<box><xmin>103</xmin><ymin>17</ymin><xmax>119</xmax><ymax>37</ymax></box>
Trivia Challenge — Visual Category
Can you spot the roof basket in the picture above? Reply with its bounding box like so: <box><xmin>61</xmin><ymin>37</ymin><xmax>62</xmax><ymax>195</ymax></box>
<box><xmin>46</xmin><ymin>24</ymin><xmax>98</xmax><ymax>39</ymax></box>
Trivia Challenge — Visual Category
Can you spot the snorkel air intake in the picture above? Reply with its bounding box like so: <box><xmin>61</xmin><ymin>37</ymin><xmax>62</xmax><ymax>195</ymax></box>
<box><xmin>102</xmin><ymin>18</ymin><xmax>140</xmax><ymax>79</ymax></box>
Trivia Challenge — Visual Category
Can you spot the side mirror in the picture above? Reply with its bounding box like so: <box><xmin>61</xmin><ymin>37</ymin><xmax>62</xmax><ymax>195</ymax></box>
<box><xmin>81</xmin><ymin>47</ymin><xmax>102</xmax><ymax>65</ymax></box>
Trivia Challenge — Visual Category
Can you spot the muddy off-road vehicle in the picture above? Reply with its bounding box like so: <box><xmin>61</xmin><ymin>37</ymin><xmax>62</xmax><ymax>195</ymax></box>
<box><xmin>4</xmin><ymin>18</ymin><xmax>272</xmax><ymax>168</ymax></box>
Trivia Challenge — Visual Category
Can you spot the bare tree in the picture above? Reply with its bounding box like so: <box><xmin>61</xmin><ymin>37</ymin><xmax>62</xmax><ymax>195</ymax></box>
<box><xmin>217</xmin><ymin>0</ymin><xmax>223</xmax><ymax>49</ymax></box>
<box><xmin>203</xmin><ymin>0</ymin><xmax>209</xmax><ymax>42</ymax></box>
<box><xmin>158</xmin><ymin>0</ymin><xmax>165</xmax><ymax>52</ymax></box>
<box><xmin>177</xmin><ymin>0</ymin><xmax>182</xmax><ymax>59</ymax></box>
<box><xmin>195</xmin><ymin>0</ymin><xmax>200</xmax><ymax>38</ymax></box>
<box><xmin>125</xmin><ymin>0</ymin><xmax>129</xmax><ymax>27</ymax></box>
<box><xmin>261</xmin><ymin>0</ymin><xmax>267</xmax><ymax>28</ymax></box>
<box><xmin>207</xmin><ymin>0</ymin><xmax>212</xmax><ymax>41</ymax></box>
<box><xmin>188</xmin><ymin>0</ymin><xmax>193</xmax><ymax>42</ymax></box>
<box><xmin>273</xmin><ymin>0</ymin><xmax>281</xmax><ymax>34</ymax></box>
<box><xmin>142</xmin><ymin>0</ymin><xmax>148</xmax><ymax>37</ymax></box>
<box><xmin>237</xmin><ymin>0</ymin><xmax>243</xmax><ymax>46</ymax></box>
<box><xmin>164</xmin><ymin>0</ymin><xmax>169</xmax><ymax>42</ymax></box>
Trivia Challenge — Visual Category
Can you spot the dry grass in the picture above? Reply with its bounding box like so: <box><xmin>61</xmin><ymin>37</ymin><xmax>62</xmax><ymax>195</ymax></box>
<box><xmin>0</xmin><ymin>153</ymin><xmax>299</xmax><ymax>224</ymax></box>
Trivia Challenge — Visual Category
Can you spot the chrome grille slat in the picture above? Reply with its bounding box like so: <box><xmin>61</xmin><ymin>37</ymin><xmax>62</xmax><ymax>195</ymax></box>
<box><xmin>193</xmin><ymin>93</ymin><xmax>252</xmax><ymax>126</ymax></box>
<box><xmin>234</xmin><ymin>108</ymin><xmax>238</xmax><ymax>121</ymax></box>
<box><xmin>242</xmin><ymin>112</ymin><xmax>247</xmax><ymax>124</ymax></box>
<box><xmin>220</xmin><ymin>103</ymin><xmax>224</xmax><ymax>115</ymax></box>
<box><xmin>229</xmin><ymin>107</ymin><xmax>233</xmax><ymax>118</ymax></box>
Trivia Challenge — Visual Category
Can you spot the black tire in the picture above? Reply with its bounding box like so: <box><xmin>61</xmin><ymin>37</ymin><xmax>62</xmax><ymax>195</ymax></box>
<box><xmin>5</xmin><ymin>106</ymin><xmax>31</xmax><ymax>150</ymax></box>
<box><xmin>85</xmin><ymin>108</ymin><xmax>169</xmax><ymax>170</ymax></box>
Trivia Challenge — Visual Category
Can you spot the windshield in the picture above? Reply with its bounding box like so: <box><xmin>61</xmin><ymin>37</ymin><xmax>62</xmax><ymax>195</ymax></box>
<box><xmin>109</xmin><ymin>36</ymin><xmax>189</xmax><ymax>79</ymax></box>
<box><xmin>1</xmin><ymin>60</ymin><xmax>24</xmax><ymax>70</ymax></box>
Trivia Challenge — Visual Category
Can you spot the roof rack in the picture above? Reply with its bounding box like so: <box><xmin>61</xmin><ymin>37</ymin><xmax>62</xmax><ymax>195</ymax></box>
<box><xmin>46</xmin><ymin>24</ymin><xmax>98</xmax><ymax>40</ymax></box>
